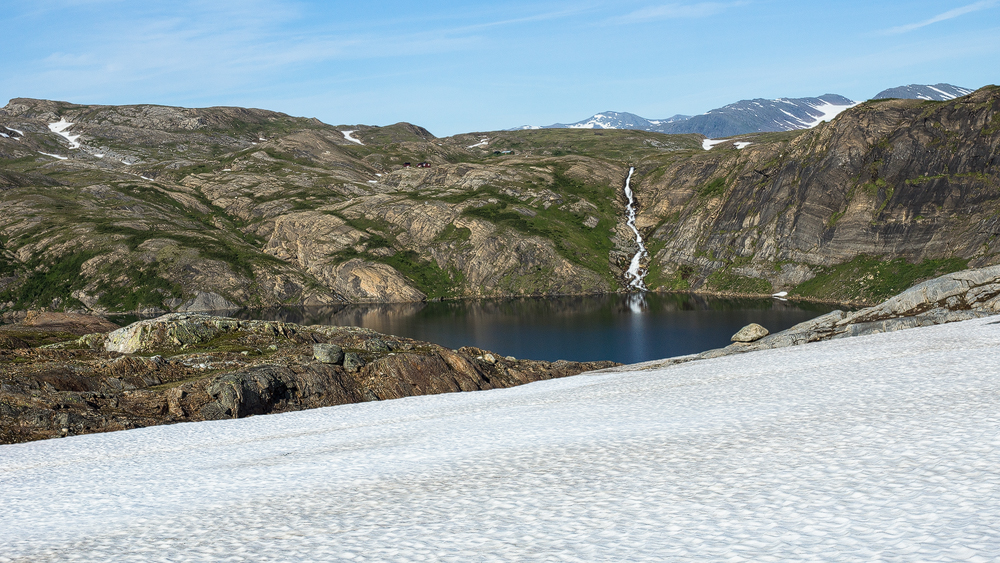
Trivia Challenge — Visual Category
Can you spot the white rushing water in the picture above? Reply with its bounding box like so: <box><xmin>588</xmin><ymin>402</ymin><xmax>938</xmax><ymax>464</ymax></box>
<box><xmin>623</xmin><ymin>167</ymin><xmax>648</xmax><ymax>290</ymax></box>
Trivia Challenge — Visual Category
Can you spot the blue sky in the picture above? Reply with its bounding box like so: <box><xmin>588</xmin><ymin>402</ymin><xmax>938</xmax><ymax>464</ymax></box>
<box><xmin>3</xmin><ymin>1</ymin><xmax>998</xmax><ymax>136</ymax></box>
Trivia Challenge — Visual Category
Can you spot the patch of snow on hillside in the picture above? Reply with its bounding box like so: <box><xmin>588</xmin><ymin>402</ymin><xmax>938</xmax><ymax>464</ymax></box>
<box><xmin>37</xmin><ymin>152</ymin><xmax>68</xmax><ymax>160</ymax></box>
<box><xmin>341</xmin><ymin>130</ymin><xmax>364</xmax><ymax>145</ymax></box>
<box><xmin>734</xmin><ymin>141</ymin><xmax>751</xmax><ymax>149</ymax></box>
<box><xmin>802</xmin><ymin>101</ymin><xmax>857</xmax><ymax>128</ymax></box>
<box><xmin>4</xmin><ymin>126</ymin><xmax>24</xmax><ymax>136</ymax></box>
<box><xmin>927</xmin><ymin>86</ymin><xmax>957</xmax><ymax>100</ymax></box>
<box><xmin>48</xmin><ymin>118</ymin><xmax>81</xmax><ymax>149</ymax></box>
<box><xmin>0</xmin><ymin>132</ymin><xmax>7</xmax><ymax>138</ymax></box>
<box><xmin>2</xmin><ymin>318</ymin><xmax>999</xmax><ymax>562</ymax></box>
<box><xmin>702</xmin><ymin>138</ymin><xmax>730</xmax><ymax>150</ymax></box>
<box><xmin>467</xmin><ymin>138</ymin><xmax>489</xmax><ymax>148</ymax></box>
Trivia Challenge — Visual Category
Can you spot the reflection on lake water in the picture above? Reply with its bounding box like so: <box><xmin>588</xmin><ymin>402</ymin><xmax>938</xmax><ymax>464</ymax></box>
<box><xmin>220</xmin><ymin>293</ymin><xmax>842</xmax><ymax>365</ymax></box>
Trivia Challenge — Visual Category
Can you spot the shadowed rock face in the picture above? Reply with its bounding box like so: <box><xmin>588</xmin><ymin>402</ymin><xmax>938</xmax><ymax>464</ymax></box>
<box><xmin>0</xmin><ymin>314</ymin><xmax>617</xmax><ymax>444</ymax></box>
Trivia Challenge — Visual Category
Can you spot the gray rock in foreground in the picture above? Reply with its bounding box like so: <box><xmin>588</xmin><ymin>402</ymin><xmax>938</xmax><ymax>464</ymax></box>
<box><xmin>732</xmin><ymin>323</ymin><xmax>769</xmax><ymax>343</ymax></box>
<box><xmin>313</xmin><ymin>343</ymin><xmax>344</xmax><ymax>364</ymax></box>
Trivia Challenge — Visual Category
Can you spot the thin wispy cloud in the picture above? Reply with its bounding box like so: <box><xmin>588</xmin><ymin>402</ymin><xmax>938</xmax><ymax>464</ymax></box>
<box><xmin>611</xmin><ymin>1</ymin><xmax>748</xmax><ymax>24</ymax></box>
<box><xmin>450</xmin><ymin>6</ymin><xmax>591</xmax><ymax>33</ymax></box>
<box><xmin>882</xmin><ymin>0</ymin><xmax>998</xmax><ymax>34</ymax></box>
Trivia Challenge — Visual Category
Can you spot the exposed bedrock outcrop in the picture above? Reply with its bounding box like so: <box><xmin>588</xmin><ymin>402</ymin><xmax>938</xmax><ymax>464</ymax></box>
<box><xmin>703</xmin><ymin>265</ymin><xmax>1000</xmax><ymax>358</ymax></box>
<box><xmin>0</xmin><ymin>313</ymin><xmax>615</xmax><ymax>443</ymax></box>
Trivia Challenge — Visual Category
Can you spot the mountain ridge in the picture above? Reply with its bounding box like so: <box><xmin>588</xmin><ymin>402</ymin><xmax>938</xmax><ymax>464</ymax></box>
<box><xmin>515</xmin><ymin>83</ymin><xmax>974</xmax><ymax>138</ymax></box>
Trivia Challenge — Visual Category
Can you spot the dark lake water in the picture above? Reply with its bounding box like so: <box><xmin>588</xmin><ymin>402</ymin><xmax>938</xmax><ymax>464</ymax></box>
<box><xmin>199</xmin><ymin>293</ymin><xmax>842</xmax><ymax>365</ymax></box>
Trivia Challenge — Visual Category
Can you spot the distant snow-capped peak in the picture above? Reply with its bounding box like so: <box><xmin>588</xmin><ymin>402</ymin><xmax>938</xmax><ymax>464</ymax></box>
<box><xmin>873</xmin><ymin>83</ymin><xmax>974</xmax><ymax>101</ymax></box>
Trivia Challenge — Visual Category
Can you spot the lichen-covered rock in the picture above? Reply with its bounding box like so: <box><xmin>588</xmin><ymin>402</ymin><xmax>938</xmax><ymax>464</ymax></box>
<box><xmin>343</xmin><ymin>352</ymin><xmax>365</xmax><ymax>372</ymax></box>
<box><xmin>103</xmin><ymin>313</ymin><xmax>301</xmax><ymax>354</ymax></box>
<box><xmin>105</xmin><ymin>314</ymin><xmax>235</xmax><ymax>354</ymax></box>
<box><xmin>731</xmin><ymin>323</ymin><xmax>769</xmax><ymax>343</ymax></box>
<box><xmin>313</xmin><ymin>343</ymin><xmax>344</xmax><ymax>364</ymax></box>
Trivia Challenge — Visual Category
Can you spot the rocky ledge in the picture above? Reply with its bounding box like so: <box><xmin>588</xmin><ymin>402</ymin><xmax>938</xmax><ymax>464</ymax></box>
<box><xmin>611</xmin><ymin>265</ymin><xmax>1000</xmax><ymax>373</ymax></box>
<box><xmin>0</xmin><ymin>314</ymin><xmax>616</xmax><ymax>444</ymax></box>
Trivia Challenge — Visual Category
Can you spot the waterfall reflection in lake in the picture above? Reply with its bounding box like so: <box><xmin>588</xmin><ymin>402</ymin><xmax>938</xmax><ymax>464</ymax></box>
<box><xmin>219</xmin><ymin>293</ymin><xmax>841</xmax><ymax>365</ymax></box>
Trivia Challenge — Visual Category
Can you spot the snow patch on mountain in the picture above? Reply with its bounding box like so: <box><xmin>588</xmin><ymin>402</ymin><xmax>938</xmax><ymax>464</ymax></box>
<box><xmin>800</xmin><ymin>100</ymin><xmax>859</xmax><ymax>128</ymax></box>
<box><xmin>341</xmin><ymin>130</ymin><xmax>364</xmax><ymax>145</ymax></box>
<box><xmin>511</xmin><ymin>112</ymin><xmax>690</xmax><ymax>132</ymax></box>
<box><xmin>48</xmin><ymin>118</ymin><xmax>81</xmax><ymax>149</ymax></box>
<box><xmin>873</xmin><ymin>83</ymin><xmax>974</xmax><ymax>101</ymax></box>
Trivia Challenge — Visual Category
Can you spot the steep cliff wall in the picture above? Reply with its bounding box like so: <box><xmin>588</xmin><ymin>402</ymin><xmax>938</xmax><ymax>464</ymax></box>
<box><xmin>634</xmin><ymin>86</ymin><xmax>1000</xmax><ymax>301</ymax></box>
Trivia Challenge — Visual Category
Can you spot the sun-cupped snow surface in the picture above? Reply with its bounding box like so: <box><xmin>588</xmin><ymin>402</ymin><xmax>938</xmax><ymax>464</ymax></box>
<box><xmin>3</xmin><ymin>318</ymin><xmax>1000</xmax><ymax>562</ymax></box>
<box><xmin>48</xmin><ymin>118</ymin><xmax>81</xmax><ymax>149</ymax></box>
<box><xmin>341</xmin><ymin>130</ymin><xmax>364</xmax><ymax>145</ymax></box>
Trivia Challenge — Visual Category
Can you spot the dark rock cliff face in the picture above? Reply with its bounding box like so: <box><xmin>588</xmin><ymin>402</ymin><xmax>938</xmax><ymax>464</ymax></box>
<box><xmin>636</xmin><ymin>86</ymin><xmax>1000</xmax><ymax>297</ymax></box>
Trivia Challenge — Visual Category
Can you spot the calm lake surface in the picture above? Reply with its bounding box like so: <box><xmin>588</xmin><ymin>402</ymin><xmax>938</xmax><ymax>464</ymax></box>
<box><xmin>218</xmin><ymin>293</ymin><xmax>842</xmax><ymax>365</ymax></box>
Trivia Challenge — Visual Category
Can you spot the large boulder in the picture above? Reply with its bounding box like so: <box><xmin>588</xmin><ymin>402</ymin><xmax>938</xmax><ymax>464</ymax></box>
<box><xmin>731</xmin><ymin>323</ymin><xmax>769</xmax><ymax>343</ymax></box>
<box><xmin>104</xmin><ymin>314</ymin><xmax>237</xmax><ymax>354</ymax></box>
<box><xmin>313</xmin><ymin>343</ymin><xmax>344</xmax><ymax>364</ymax></box>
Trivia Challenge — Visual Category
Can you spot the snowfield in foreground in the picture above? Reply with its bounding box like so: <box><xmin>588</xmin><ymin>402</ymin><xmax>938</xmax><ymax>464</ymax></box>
<box><xmin>2</xmin><ymin>318</ymin><xmax>999</xmax><ymax>562</ymax></box>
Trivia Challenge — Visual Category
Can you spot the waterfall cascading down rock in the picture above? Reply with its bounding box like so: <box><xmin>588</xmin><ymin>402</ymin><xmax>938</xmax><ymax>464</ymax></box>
<box><xmin>623</xmin><ymin>167</ymin><xmax>648</xmax><ymax>291</ymax></box>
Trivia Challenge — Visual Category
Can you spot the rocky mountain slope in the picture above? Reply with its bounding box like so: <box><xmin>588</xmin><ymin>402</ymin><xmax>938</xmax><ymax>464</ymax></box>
<box><xmin>874</xmin><ymin>83</ymin><xmax>974</xmax><ymax>101</ymax></box>
<box><xmin>0</xmin><ymin>86</ymin><xmax>998</xmax><ymax>313</ymax></box>
<box><xmin>656</xmin><ymin>94</ymin><xmax>857</xmax><ymax>138</ymax></box>
<box><xmin>635</xmin><ymin>86</ymin><xmax>1000</xmax><ymax>301</ymax></box>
